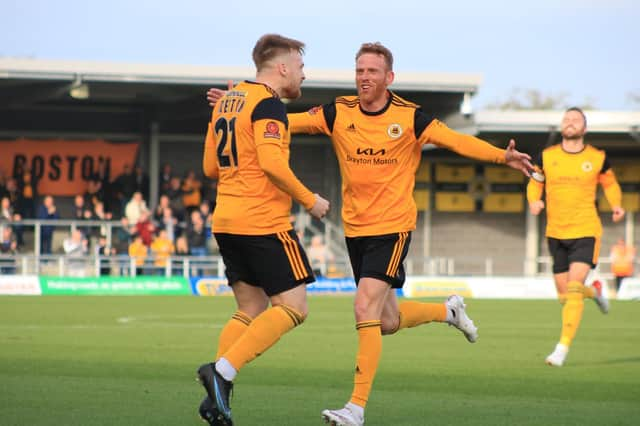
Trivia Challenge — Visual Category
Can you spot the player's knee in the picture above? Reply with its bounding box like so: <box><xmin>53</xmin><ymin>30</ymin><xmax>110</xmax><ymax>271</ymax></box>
<box><xmin>279</xmin><ymin>303</ymin><xmax>308</xmax><ymax>325</ymax></box>
<box><xmin>567</xmin><ymin>281</ymin><xmax>584</xmax><ymax>300</ymax></box>
<box><xmin>381</xmin><ymin>318</ymin><xmax>400</xmax><ymax>335</ymax></box>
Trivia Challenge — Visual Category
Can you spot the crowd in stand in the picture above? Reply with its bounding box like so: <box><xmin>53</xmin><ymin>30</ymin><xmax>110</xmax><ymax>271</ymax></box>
<box><xmin>0</xmin><ymin>162</ymin><xmax>217</xmax><ymax>275</ymax></box>
<box><xmin>0</xmin><ymin>162</ymin><xmax>344</xmax><ymax>278</ymax></box>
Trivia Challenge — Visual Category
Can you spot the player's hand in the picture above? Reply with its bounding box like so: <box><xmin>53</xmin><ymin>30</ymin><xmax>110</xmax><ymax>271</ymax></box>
<box><xmin>504</xmin><ymin>139</ymin><xmax>534</xmax><ymax>177</ymax></box>
<box><xmin>612</xmin><ymin>206</ymin><xmax>625</xmax><ymax>223</ymax></box>
<box><xmin>529</xmin><ymin>200</ymin><xmax>544</xmax><ymax>215</ymax></box>
<box><xmin>308</xmin><ymin>194</ymin><xmax>330</xmax><ymax>219</ymax></box>
<box><xmin>207</xmin><ymin>80</ymin><xmax>233</xmax><ymax>107</ymax></box>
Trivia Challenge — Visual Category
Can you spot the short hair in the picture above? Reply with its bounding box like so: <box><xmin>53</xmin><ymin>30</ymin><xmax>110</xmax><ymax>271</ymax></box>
<box><xmin>252</xmin><ymin>34</ymin><xmax>305</xmax><ymax>71</ymax></box>
<box><xmin>565</xmin><ymin>106</ymin><xmax>587</xmax><ymax>127</ymax></box>
<box><xmin>356</xmin><ymin>42</ymin><xmax>394</xmax><ymax>70</ymax></box>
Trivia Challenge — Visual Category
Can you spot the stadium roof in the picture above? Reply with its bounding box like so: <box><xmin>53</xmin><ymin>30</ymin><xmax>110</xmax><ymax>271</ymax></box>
<box><xmin>474</xmin><ymin>110</ymin><xmax>640</xmax><ymax>156</ymax></box>
<box><xmin>0</xmin><ymin>57</ymin><xmax>480</xmax><ymax>139</ymax></box>
<box><xmin>476</xmin><ymin>110</ymin><xmax>640</xmax><ymax>134</ymax></box>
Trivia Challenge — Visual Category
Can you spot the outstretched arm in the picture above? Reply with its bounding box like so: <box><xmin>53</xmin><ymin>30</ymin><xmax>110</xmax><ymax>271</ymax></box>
<box><xmin>424</xmin><ymin>120</ymin><xmax>533</xmax><ymax>176</ymax></box>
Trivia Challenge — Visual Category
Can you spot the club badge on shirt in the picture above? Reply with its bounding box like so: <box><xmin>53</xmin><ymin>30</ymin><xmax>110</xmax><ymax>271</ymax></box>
<box><xmin>387</xmin><ymin>123</ymin><xmax>402</xmax><ymax>139</ymax></box>
<box><xmin>581</xmin><ymin>161</ymin><xmax>593</xmax><ymax>172</ymax></box>
<box><xmin>264</xmin><ymin>121</ymin><xmax>281</xmax><ymax>139</ymax></box>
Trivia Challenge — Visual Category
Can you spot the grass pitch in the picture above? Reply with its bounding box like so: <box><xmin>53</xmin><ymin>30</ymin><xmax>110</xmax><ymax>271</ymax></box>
<box><xmin>1</xmin><ymin>296</ymin><xmax>639</xmax><ymax>425</ymax></box>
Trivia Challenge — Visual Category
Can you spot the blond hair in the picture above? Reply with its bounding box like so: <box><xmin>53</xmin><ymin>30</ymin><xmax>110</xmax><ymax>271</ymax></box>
<box><xmin>252</xmin><ymin>34</ymin><xmax>305</xmax><ymax>71</ymax></box>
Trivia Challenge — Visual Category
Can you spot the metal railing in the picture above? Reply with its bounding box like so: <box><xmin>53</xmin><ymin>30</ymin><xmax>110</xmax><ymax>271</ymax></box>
<box><xmin>0</xmin><ymin>254</ymin><xmax>225</xmax><ymax>278</ymax></box>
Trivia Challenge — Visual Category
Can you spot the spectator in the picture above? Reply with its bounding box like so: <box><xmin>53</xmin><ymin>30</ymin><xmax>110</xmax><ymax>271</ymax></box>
<box><xmin>153</xmin><ymin>195</ymin><xmax>171</xmax><ymax>223</ymax></box>
<box><xmin>0</xmin><ymin>227</ymin><xmax>18</xmax><ymax>274</ymax></box>
<box><xmin>174</xmin><ymin>235</ymin><xmax>190</xmax><ymax>276</ymax></box>
<box><xmin>134</xmin><ymin>211</ymin><xmax>155</xmax><ymax>246</ymax></box>
<box><xmin>166</xmin><ymin>177</ymin><xmax>185</xmax><ymax>221</ymax></box>
<box><xmin>113</xmin><ymin>217</ymin><xmax>133</xmax><ymax>255</ymax></box>
<box><xmin>1</xmin><ymin>196</ymin><xmax>23</xmax><ymax>248</ymax></box>
<box><xmin>125</xmin><ymin>191</ymin><xmax>149</xmax><ymax>225</ymax></box>
<box><xmin>15</xmin><ymin>166</ymin><xmax>38</xmax><ymax>219</ymax></box>
<box><xmin>151</xmin><ymin>229</ymin><xmax>175</xmax><ymax>274</ymax></box>
<box><xmin>610</xmin><ymin>238</ymin><xmax>636</xmax><ymax>292</ymax></box>
<box><xmin>181</xmin><ymin>170</ymin><xmax>202</xmax><ymax>214</ymax></box>
<box><xmin>84</xmin><ymin>177</ymin><xmax>105</xmax><ymax>210</ymax></box>
<box><xmin>128</xmin><ymin>234</ymin><xmax>148</xmax><ymax>276</ymax></box>
<box><xmin>307</xmin><ymin>235</ymin><xmax>335</xmax><ymax>277</ymax></box>
<box><xmin>96</xmin><ymin>235</ymin><xmax>115</xmax><ymax>276</ymax></box>
<box><xmin>5</xmin><ymin>179</ymin><xmax>24</xmax><ymax>219</ymax></box>
<box><xmin>186</xmin><ymin>210</ymin><xmax>207</xmax><ymax>256</ymax></box>
<box><xmin>158</xmin><ymin>206</ymin><xmax>178</xmax><ymax>243</ymax></box>
<box><xmin>0</xmin><ymin>169</ymin><xmax>8</xmax><ymax>200</ymax></box>
<box><xmin>63</xmin><ymin>229</ymin><xmax>88</xmax><ymax>277</ymax></box>
<box><xmin>37</xmin><ymin>195</ymin><xmax>59</xmax><ymax>254</ymax></box>
<box><xmin>93</xmin><ymin>201</ymin><xmax>112</xmax><ymax>238</ymax></box>
<box><xmin>159</xmin><ymin>163</ymin><xmax>173</xmax><ymax>195</ymax></box>
<box><xmin>175</xmin><ymin>235</ymin><xmax>189</xmax><ymax>255</ymax></box>
<box><xmin>133</xmin><ymin>165</ymin><xmax>150</xmax><ymax>200</ymax></box>
<box><xmin>113</xmin><ymin>164</ymin><xmax>135</xmax><ymax>215</ymax></box>
<box><xmin>72</xmin><ymin>194</ymin><xmax>86</xmax><ymax>221</ymax></box>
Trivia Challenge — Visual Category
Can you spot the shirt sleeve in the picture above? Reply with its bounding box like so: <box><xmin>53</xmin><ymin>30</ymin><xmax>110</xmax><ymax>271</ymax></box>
<box><xmin>599</xmin><ymin>168</ymin><xmax>622</xmax><ymax>208</ymax></box>
<box><xmin>202</xmin><ymin>120</ymin><xmax>219</xmax><ymax>180</ymax></box>
<box><xmin>419</xmin><ymin>119</ymin><xmax>506</xmax><ymax>164</ymax></box>
<box><xmin>526</xmin><ymin>179</ymin><xmax>544</xmax><ymax>204</ymax></box>
<box><xmin>252</xmin><ymin>98</ymin><xmax>316</xmax><ymax>210</ymax></box>
<box><xmin>288</xmin><ymin>102</ymin><xmax>335</xmax><ymax>135</ymax></box>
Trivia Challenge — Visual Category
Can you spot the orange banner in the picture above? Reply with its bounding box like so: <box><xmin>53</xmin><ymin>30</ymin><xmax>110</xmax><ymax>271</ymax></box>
<box><xmin>0</xmin><ymin>139</ymin><xmax>139</xmax><ymax>196</ymax></box>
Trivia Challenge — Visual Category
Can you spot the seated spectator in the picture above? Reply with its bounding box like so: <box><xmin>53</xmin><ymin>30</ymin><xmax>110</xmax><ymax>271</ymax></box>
<box><xmin>63</xmin><ymin>229</ymin><xmax>89</xmax><ymax>277</ymax></box>
<box><xmin>125</xmin><ymin>191</ymin><xmax>149</xmax><ymax>226</ymax></box>
<box><xmin>151</xmin><ymin>229</ymin><xmax>175</xmax><ymax>274</ymax></box>
<box><xmin>128</xmin><ymin>235</ymin><xmax>148</xmax><ymax>276</ymax></box>
<box><xmin>187</xmin><ymin>210</ymin><xmax>207</xmax><ymax>256</ymax></box>
<box><xmin>37</xmin><ymin>195</ymin><xmax>59</xmax><ymax>255</ymax></box>
<box><xmin>307</xmin><ymin>235</ymin><xmax>334</xmax><ymax>278</ymax></box>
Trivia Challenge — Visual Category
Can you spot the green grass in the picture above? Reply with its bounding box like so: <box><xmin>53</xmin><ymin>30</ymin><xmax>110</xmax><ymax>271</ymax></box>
<box><xmin>1</xmin><ymin>296</ymin><xmax>639</xmax><ymax>425</ymax></box>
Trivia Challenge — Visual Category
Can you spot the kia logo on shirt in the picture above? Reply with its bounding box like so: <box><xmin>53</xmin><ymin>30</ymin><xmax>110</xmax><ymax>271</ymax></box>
<box><xmin>356</xmin><ymin>148</ymin><xmax>386</xmax><ymax>156</ymax></box>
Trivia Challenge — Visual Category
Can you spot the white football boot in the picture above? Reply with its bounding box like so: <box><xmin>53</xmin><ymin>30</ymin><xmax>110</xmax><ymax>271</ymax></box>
<box><xmin>545</xmin><ymin>343</ymin><xmax>569</xmax><ymax>367</ymax></box>
<box><xmin>322</xmin><ymin>404</ymin><xmax>364</xmax><ymax>426</ymax></box>
<box><xmin>445</xmin><ymin>295</ymin><xmax>478</xmax><ymax>343</ymax></box>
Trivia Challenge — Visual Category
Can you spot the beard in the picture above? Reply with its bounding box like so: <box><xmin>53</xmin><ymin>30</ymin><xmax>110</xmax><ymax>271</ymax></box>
<box><xmin>561</xmin><ymin>127</ymin><xmax>585</xmax><ymax>140</ymax></box>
